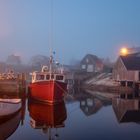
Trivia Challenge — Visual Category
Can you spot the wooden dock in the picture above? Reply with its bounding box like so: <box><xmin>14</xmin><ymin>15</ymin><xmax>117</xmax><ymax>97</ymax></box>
<box><xmin>0</xmin><ymin>73</ymin><xmax>26</xmax><ymax>94</ymax></box>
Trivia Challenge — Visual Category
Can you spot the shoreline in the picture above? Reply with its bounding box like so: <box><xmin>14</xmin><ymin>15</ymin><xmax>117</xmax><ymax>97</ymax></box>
<box><xmin>82</xmin><ymin>73</ymin><xmax>135</xmax><ymax>100</ymax></box>
<box><xmin>85</xmin><ymin>89</ymin><xmax>119</xmax><ymax>101</ymax></box>
<box><xmin>82</xmin><ymin>84</ymin><xmax>134</xmax><ymax>100</ymax></box>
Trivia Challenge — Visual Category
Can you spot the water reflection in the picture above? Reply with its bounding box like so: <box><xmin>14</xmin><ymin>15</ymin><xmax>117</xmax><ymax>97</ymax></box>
<box><xmin>4</xmin><ymin>87</ymin><xmax>140</xmax><ymax>140</ymax></box>
<box><xmin>0</xmin><ymin>92</ymin><xmax>26</xmax><ymax>139</ymax></box>
<box><xmin>28</xmin><ymin>99</ymin><xmax>67</xmax><ymax>140</ymax></box>
<box><xmin>66</xmin><ymin>89</ymin><xmax>111</xmax><ymax>116</ymax></box>
<box><xmin>112</xmin><ymin>98</ymin><xmax>140</xmax><ymax>123</ymax></box>
<box><xmin>80</xmin><ymin>98</ymin><xmax>103</xmax><ymax>116</ymax></box>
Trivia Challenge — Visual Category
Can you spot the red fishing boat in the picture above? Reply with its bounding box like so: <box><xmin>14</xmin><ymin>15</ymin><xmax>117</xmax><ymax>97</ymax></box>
<box><xmin>29</xmin><ymin>56</ymin><xmax>67</xmax><ymax>104</ymax></box>
<box><xmin>28</xmin><ymin>0</ymin><xmax>67</xmax><ymax>104</ymax></box>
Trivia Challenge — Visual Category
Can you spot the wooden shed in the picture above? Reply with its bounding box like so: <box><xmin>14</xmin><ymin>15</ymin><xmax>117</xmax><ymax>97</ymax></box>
<box><xmin>80</xmin><ymin>54</ymin><xmax>103</xmax><ymax>73</ymax></box>
<box><xmin>113</xmin><ymin>53</ymin><xmax>140</xmax><ymax>83</ymax></box>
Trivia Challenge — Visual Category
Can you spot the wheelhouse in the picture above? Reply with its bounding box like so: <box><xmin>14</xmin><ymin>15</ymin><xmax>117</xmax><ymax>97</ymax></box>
<box><xmin>31</xmin><ymin>72</ymin><xmax>65</xmax><ymax>83</ymax></box>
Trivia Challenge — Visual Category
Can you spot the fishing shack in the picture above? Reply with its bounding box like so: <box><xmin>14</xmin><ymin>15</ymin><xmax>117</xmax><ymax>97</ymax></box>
<box><xmin>113</xmin><ymin>53</ymin><xmax>140</xmax><ymax>97</ymax></box>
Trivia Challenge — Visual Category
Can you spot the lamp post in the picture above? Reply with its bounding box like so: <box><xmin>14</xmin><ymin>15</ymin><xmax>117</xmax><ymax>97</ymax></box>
<box><xmin>120</xmin><ymin>47</ymin><xmax>129</xmax><ymax>56</ymax></box>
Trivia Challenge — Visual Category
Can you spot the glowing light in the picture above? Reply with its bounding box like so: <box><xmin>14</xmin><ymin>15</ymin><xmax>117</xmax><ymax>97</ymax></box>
<box><xmin>120</xmin><ymin>47</ymin><xmax>129</xmax><ymax>56</ymax></box>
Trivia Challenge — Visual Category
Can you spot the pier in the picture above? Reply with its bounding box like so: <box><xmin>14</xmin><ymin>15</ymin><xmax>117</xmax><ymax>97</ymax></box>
<box><xmin>0</xmin><ymin>73</ymin><xmax>26</xmax><ymax>94</ymax></box>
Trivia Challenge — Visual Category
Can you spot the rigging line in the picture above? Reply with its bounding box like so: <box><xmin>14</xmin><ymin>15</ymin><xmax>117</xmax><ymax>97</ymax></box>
<box><xmin>57</xmin><ymin>83</ymin><xmax>77</xmax><ymax>98</ymax></box>
<box><xmin>54</xmin><ymin>81</ymin><xmax>68</xmax><ymax>95</ymax></box>
<box><xmin>55</xmin><ymin>82</ymin><xmax>78</xmax><ymax>105</ymax></box>
<box><xmin>55</xmin><ymin>82</ymin><xmax>80</xmax><ymax>115</ymax></box>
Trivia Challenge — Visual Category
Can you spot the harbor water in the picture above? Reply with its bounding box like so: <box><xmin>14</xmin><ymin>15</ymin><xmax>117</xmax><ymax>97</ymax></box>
<box><xmin>2</xmin><ymin>90</ymin><xmax>140</xmax><ymax>140</ymax></box>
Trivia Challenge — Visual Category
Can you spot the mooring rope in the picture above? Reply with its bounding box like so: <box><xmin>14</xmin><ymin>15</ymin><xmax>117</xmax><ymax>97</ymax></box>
<box><xmin>54</xmin><ymin>81</ymin><xmax>68</xmax><ymax>95</ymax></box>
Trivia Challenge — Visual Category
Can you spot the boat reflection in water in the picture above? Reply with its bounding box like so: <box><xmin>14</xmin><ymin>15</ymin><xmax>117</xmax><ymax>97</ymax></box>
<box><xmin>28</xmin><ymin>99</ymin><xmax>67</xmax><ymax>139</ymax></box>
<box><xmin>112</xmin><ymin>97</ymin><xmax>140</xmax><ymax>123</ymax></box>
<box><xmin>0</xmin><ymin>93</ymin><xmax>26</xmax><ymax>139</ymax></box>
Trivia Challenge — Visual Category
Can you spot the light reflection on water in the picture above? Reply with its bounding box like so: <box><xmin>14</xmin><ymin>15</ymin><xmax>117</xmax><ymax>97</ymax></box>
<box><xmin>0</xmin><ymin>90</ymin><xmax>140</xmax><ymax>140</ymax></box>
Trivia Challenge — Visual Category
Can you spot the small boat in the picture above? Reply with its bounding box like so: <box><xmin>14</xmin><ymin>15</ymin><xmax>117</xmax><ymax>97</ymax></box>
<box><xmin>29</xmin><ymin>55</ymin><xmax>67</xmax><ymax>104</ymax></box>
<box><xmin>0</xmin><ymin>98</ymin><xmax>22</xmax><ymax>117</ymax></box>
<box><xmin>28</xmin><ymin>99</ymin><xmax>67</xmax><ymax>139</ymax></box>
<box><xmin>0</xmin><ymin>95</ymin><xmax>26</xmax><ymax>139</ymax></box>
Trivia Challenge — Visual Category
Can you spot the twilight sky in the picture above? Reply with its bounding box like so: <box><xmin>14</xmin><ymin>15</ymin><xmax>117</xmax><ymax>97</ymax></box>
<box><xmin>0</xmin><ymin>0</ymin><xmax>140</xmax><ymax>64</ymax></box>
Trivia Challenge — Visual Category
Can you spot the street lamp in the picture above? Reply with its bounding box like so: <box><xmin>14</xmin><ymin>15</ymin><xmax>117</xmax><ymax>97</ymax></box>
<box><xmin>120</xmin><ymin>47</ymin><xmax>129</xmax><ymax>56</ymax></box>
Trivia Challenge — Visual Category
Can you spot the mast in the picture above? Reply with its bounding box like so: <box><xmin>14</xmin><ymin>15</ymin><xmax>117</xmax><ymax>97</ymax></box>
<box><xmin>49</xmin><ymin>0</ymin><xmax>53</xmax><ymax>73</ymax></box>
<box><xmin>49</xmin><ymin>55</ymin><xmax>53</xmax><ymax>73</ymax></box>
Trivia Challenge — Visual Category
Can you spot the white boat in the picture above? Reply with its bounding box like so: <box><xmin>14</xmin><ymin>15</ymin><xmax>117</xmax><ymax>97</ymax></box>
<box><xmin>0</xmin><ymin>98</ymin><xmax>22</xmax><ymax>117</ymax></box>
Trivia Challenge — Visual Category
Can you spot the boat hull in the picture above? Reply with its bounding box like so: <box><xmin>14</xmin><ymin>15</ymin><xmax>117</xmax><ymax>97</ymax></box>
<box><xmin>29</xmin><ymin>80</ymin><xmax>67</xmax><ymax>104</ymax></box>
<box><xmin>0</xmin><ymin>99</ymin><xmax>21</xmax><ymax>117</ymax></box>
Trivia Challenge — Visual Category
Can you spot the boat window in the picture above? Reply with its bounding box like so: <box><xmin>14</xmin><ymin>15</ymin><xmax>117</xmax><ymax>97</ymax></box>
<box><xmin>56</xmin><ymin>75</ymin><xmax>63</xmax><ymax>80</ymax></box>
<box><xmin>46</xmin><ymin>75</ymin><xmax>50</xmax><ymax>80</ymax></box>
<box><xmin>36</xmin><ymin>75</ymin><xmax>44</xmax><ymax>80</ymax></box>
<box><xmin>51</xmin><ymin>74</ymin><xmax>54</xmax><ymax>79</ymax></box>
<box><xmin>36</xmin><ymin>75</ymin><xmax>39</xmax><ymax>80</ymax></box>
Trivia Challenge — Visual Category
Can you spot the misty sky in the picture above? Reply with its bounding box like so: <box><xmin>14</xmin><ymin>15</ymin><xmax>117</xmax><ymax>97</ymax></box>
<box><xmin>0</xmin><ymin>0</ymin><xmax>140</xmax><ymax>64</ymax></box>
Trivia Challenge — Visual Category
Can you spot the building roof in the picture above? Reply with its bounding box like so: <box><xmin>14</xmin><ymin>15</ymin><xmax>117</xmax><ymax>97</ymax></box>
<box><xmin>81</xmin><ymin>54</ymin><xmax>102</xmax><ymax>64</ymax></box>
<box><xmin>120</xmin><ymin>53</ymin><xmax>140</xmax><ymax>70</ymax></box>
<box><xmin>128</xmin><ymin>47</ymin><xmax>140</xmax><ymax>54</ymax></box>
<box><xmin>6</xmin><ymin>54</ymin><xmax>21</xmax><ymax>65</ymax></box>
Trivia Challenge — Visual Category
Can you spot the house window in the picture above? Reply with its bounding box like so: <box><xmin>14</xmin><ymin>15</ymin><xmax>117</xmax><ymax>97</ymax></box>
<box><xmin>82</xmin><ymin>65</ymin><xmax>86</xmax><ymax>69</ymax></box>
<box><xmin>87</xmin><ymin>65</ymin><xmax>93</xmax><ymax>72</ymax></box>
<box><xmin>86</xmin><ymin>58</ymin><xmax>89</xmax><ymax>63</ymax></box>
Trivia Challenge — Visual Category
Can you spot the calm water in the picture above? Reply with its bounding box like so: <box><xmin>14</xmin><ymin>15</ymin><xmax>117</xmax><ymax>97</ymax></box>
<box><xmin>2</xmin><ymin>90</ymin><xmax>140</xmax><ymax>140</ymax></box>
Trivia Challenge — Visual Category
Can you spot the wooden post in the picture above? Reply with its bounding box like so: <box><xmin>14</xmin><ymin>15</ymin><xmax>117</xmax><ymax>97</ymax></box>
<box><xmin>134</xmin><ymin>83</ymin><xmax>139</xmax><ymax>97</ymax></box>
<box><xmin>125</xmin><ymin>81</ymin><xmax>127</xmax><ymax>99</ymax></box>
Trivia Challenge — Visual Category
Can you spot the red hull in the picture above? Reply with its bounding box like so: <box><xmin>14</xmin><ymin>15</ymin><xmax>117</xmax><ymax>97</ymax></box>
<box><xmin>29</xmin><ymin>80</ymin><xmax>67</xmax><ymax>104</ymax></box>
